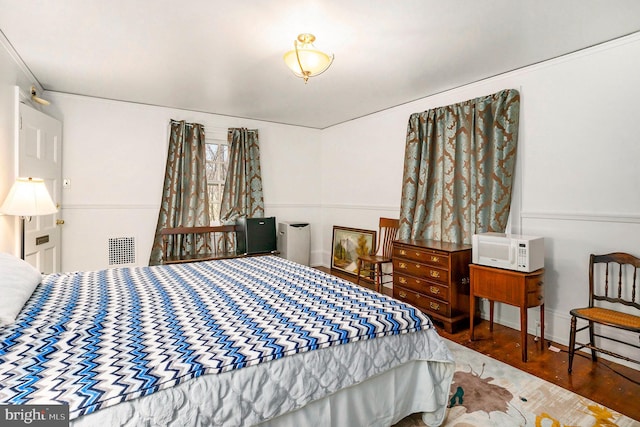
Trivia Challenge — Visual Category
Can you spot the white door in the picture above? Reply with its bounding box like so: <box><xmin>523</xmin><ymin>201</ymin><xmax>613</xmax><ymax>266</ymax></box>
<box><xmin>18</xmin><ymin>102</ymin><xmax>63</xmax><ymax>273</ymax></box>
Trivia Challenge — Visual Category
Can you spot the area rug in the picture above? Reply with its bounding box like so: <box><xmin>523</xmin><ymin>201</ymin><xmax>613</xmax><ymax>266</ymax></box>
<box><xmin>394</xmin><ymin>339</ymin><xmax>639</xmax><ymax>427</ymax></box>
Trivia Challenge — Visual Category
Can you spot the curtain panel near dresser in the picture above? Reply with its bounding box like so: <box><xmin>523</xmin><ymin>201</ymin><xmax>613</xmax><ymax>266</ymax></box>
<box><xmin>149</xmin><ymin>120</ymin><xmax>211</xmax><ymax>266</ymax></box>
<box><xmin>398</xmin><ymin>89</ymin><xmax>520</xmax><ymax>244</ymax></box>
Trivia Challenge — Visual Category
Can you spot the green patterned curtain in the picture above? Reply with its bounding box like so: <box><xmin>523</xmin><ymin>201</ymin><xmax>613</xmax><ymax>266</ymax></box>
<box><xmin>399</xmin><ymin>89</ymin><xmax>520</xmax><ymax>244</ymax></box>
<box><xmin>148</xmin><ymin>120</ymin><xmax>211</xmax><ymax>265</ymax></box>
<box><xmin>219</xmin><ymin>128</ymin><xmax>264</xmax><ymax>224</ymax></box>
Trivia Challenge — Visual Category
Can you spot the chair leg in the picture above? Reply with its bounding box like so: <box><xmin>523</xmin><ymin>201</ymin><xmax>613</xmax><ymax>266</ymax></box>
<box><xmin>588</xmin><ymin>321</ymin><xmax>597</xmax><ymax>362</ymax></box>
<box><xmin>568</xmin><ymin>315</ymin><xmax>577</xmax><ymax>373</ymax></box>
<box><xmin>376</xmin><ymin>264</ymin><xmax>382</xmax><ymax>293</ymax></box>
<box><xmin>356</xmin><ymin>259</ymin><xmax>362</xmax><ymax>286</ymax></box>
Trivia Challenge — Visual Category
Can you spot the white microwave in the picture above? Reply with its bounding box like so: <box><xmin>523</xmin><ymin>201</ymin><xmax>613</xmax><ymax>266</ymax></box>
<box><xmin>472</xmin><ymin>232</ymin><xmax>544</xmax><ymax>272</ymax></box>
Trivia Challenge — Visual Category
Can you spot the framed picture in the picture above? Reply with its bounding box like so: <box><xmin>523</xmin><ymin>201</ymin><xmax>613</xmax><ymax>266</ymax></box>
<box><xmin>331</xmin><ymin>226</ymin><xmax>377</xmax><ymax>280</ymax></box>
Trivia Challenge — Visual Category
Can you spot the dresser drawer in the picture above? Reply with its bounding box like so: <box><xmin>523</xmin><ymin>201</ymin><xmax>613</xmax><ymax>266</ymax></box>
<box><xmin>394</xmin><ymin>285</ymin><xmax>451</xmax><ymax>317</ymax></box>
<box><xmin>527</xmin><ymin>290</ymin><xmax>544</xmax><ymax>307</ymax></box>
<box><xmin>526</xmin><ymin>272</ymin><xmax>544</xmax><ymax>307</ymax></box>
<box><xmin>394</xmin><ymin>272</ymin><xmax>449</xmax><ymax>301</ymax></box>
<box><xmin>393</xmin><ymin>259</ymin><xmax>448</xmax><ymax>285</ymax></box>
<box><xmin>393</xmin><ymin>246</ymin><xmax>449</xmax><ymax>269</ymax></box>
<box><xmin>526</xmin><ymin>274</ymin><xmax>544</xmax><ymax>292</ymax></box>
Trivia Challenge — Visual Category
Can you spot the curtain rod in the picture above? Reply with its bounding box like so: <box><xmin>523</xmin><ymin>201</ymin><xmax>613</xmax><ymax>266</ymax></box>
<box><xmin>170</xmin><ymin>119</ymin><xmax>202</xmax><ymax>127</ymax></box>
<box><xmin>228</xmin><ymin>128</ymin><xmax>258</xmax><ymax>133</ymax></box>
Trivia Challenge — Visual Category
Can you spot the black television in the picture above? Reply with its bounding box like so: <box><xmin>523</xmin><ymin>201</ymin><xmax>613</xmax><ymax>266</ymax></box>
<box><xmin>235</xmin><ymin>216</ymin><xmax>277</xmax><ymax>255</ymax></box>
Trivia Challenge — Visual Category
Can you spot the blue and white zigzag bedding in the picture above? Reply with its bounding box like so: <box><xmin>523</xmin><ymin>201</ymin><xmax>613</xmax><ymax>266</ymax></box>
<box><xmin>0</xmin><ymin>256</ymin><xmax>432</xmax><ymax>419</ymax></box>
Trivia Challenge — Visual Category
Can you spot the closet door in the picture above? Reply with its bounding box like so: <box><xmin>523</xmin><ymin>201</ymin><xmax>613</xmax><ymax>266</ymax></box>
<box><xmin>18</xmin><ymin>100</ymin><xmax>63</xmax><ymax>273</ymax></box>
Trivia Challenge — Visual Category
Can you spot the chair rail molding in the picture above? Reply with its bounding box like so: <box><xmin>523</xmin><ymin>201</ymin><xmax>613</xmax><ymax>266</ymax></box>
<box><xmin>63</xmin><ymin>204</ymin><xmax>158</xmax><ymax>210</ymax></box>
<box><xmin>322</xmin><ymin>203</ymin><xmax>400</xmax><ymax>212</ymax></box>
<box><xmin>521</xmin><ymin>211</ymin><xmax>640</xmax><ymax>224</ymax></box>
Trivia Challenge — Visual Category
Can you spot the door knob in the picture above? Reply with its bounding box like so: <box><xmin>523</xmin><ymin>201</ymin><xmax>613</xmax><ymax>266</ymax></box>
<box><xmin>56</xmin><ymin>219</ymin><xmax>65</xmax><ymax>225</ymax></box>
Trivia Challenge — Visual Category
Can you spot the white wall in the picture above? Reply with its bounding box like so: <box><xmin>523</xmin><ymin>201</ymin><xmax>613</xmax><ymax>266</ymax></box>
<box><xmin>44</xmin><ymin>93</ymin><xmax>322</xmax><ymax>271</ymax></box>
<box><xmin>319</xmin><ymin>33</ymin><xmax>640</xmax><ymax>360</ymax></box>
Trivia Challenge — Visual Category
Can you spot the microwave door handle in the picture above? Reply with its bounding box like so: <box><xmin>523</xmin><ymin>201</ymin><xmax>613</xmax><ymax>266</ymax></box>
<box><xmin>510</xmin><ymin>243</ymin><xmax>516</xmax><ymax>263</ymax></box>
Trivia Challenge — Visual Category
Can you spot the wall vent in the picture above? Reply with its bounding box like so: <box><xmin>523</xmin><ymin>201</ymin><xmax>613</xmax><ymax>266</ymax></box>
<box><xmin>108</xmin><ymin>237</ymin><xmax>136</xmax><ymax>265</ymax></box>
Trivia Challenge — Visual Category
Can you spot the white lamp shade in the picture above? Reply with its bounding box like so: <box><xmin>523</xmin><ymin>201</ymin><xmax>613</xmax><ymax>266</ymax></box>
<box><xmin>0</xmin><ymin>177</ymin><xmax>58</xmax><ymax>216</ymax></box>
<box><xmin>283</xmin><ymin>48</ymin><xmax>333</xmax><ymax>76</ymax></box>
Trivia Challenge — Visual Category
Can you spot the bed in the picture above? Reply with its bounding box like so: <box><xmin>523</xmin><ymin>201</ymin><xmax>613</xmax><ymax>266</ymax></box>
<box><xmin>0</xmin><ymin>254</ymin><xmax>454</xmax><ymax>426</ymax></box>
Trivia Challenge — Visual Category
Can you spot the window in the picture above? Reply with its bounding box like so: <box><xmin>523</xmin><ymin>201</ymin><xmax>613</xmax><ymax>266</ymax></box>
<box><xmin>205</xmin><ymin>135</ymin><xmax>229</xmax><ymax>224</ymax></box>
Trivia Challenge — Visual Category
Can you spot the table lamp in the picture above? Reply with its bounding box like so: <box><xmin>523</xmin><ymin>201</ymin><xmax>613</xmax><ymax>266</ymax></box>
<box><xmin>0</xmin><ymin>177</ymin><xmax>58</xmax><ymax>259</ymax></box>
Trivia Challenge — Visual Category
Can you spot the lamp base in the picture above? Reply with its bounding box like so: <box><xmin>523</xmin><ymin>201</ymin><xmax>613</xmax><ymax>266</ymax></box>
<box><xmin>20</xmin><ymin>216</ymin><xmax>26</xmax><ymax>260</ymax></box>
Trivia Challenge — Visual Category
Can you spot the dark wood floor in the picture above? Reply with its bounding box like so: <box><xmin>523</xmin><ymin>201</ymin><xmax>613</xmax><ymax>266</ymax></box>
<box><xmin>319</xmin><ymin>268</ymin><xmax>640</xmax><ymax>421</ymax></box>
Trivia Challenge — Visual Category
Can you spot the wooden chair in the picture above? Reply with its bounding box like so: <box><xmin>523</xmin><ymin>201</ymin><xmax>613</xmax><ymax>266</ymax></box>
<box><xmin>356</xmin><ymin>218</ymin><xmax>399</xmax><ymax>293</ymax></box>
<box><xmin>160</xmin><ymin>225</ymin><xmax>238</xmax><ymax>264</ymax></box>
<box><xmin>568</xmin><ymin>252</ymin><xmax>640</xmax><ymax>373</ymax></box>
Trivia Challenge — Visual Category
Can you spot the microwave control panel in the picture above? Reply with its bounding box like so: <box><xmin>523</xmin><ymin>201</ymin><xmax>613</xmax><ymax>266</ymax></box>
<box><xmin>517</xmin><ymin>242</ymin><xmax>527</xmax><ymax>268</ymax></box>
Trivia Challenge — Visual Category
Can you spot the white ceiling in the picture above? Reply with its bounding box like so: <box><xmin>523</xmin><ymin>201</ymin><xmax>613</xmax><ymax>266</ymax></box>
<box><xmin>1</xmin><ymin>1</ymin><xmax>640</xmax><ymax>129</ymax></box>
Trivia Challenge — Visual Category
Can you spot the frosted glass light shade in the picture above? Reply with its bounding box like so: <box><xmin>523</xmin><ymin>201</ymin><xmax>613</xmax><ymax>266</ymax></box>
<box><xmin>283</xmin><ymin>34</ymin><xmax>334</xmax><ymax>82</ymax></box>
<box><xmin>0</xmin><ymin>177</ymin><xmax>57</xmax><ymax>217</ymax></box>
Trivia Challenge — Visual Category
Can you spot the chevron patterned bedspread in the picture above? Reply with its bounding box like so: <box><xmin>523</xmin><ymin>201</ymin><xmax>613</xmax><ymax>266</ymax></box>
<box><xmin>0</xmin><ymin>256</ymin><xmax>433</xmax><ymax>420</ymax></box>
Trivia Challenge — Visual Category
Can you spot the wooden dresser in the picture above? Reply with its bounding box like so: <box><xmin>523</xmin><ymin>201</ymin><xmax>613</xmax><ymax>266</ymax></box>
<box><xmin>392</xmin><ymin>239</ymin><xmax>472</xmax><ymax>332</ymax></box>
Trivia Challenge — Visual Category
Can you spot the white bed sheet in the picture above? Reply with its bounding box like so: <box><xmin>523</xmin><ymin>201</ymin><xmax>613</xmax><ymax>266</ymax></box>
<box><xmin>72</xmin><ymin>326</ymin><xmax>454</xmax><ymax>427</ymax></box>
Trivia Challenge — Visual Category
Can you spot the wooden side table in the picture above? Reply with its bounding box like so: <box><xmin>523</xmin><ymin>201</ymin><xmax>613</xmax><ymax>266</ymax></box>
<box><xmin>469</xmin><ymin>264</ymin><xmax>545</xmax><ymax>362</ymax></box>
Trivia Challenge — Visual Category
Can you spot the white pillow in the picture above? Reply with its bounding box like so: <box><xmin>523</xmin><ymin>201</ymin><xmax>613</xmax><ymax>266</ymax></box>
<box><xmin>0</xmin><ymin>252</ymin><xmax>42</xmax><ymax>326</ymax></box>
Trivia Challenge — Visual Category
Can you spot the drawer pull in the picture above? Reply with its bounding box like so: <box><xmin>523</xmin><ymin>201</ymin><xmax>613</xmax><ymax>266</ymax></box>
<box><xmin>399</xmin><ymin>262</ymin><xmax>407</xmax><ymax>269</ymax></box>
<box><xmin>537</xmin><ymin>281</ymin><xmax>544</xmax><ymax>287</ymax></box>
<box><xmin>430</xmin><ymin>270</ymin><xmax>440</xmax><ymax>278</ymax></box>
<box><xmin>430</xmin><ymin>302</ymin><xmax>440</xmax><ymax>311</ymax></box>
<box><xmin>430</xmin><ymin>255</ymin><xmax>440</xmax><ymax>263</ymax></box>
<box><xmin>415</xmin><ymin>264</ymin><xmax>421</xmax><ymax>269</ymax></box>
<box><xmin>399</xmin><ymin>277</ymin><xmax>407</xmax><ymax>284</ymax></box>
<box><xmin>399</xmin><ymin>250</ymin><xmax>407</xmax><ymax>256</ymax></box>
<box><xmin>415</xmin><ymin>252</ymin><xmax>421</xmax><ymax>257</ymax></box>
<box><xmin>398</xmin><ymin>291</ymin><xmax>407</xmax><ymax>298</ymax></box>
<box><xmin>538</xmin><ymin>295</ymin><xmax>543</xmax><ymax>301</ymax></box>
<box><xmin>429</xmin><ymin>286</ymin><xmax>440</xmax><ymax>295</ymax></box>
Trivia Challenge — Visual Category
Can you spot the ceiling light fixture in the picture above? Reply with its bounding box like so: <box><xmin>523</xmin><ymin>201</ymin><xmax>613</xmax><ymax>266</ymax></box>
<box><xmin>283</xmin><ymin>33</ymin><xmax>334</xmax><ymax>83</ymax></box>
<box><xmin>30</xmin><ymin>85</ymin><xmax>50</xmax><ymax>106</ymax></box>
